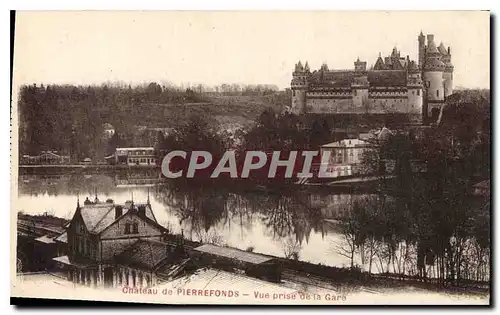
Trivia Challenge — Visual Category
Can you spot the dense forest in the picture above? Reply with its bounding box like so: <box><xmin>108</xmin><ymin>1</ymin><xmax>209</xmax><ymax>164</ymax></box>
<box><xmin>17</xmin><ymin>82</ymin><xmax>288</xmax><ymax>161</ymax></box>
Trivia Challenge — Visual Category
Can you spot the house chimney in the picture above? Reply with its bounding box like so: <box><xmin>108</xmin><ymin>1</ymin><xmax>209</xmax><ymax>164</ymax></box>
<box><xmin>115</xmin><ymin>205</ymin><xmax>123</xmax><ymax>219</ymax></box>
<box><xmin>138</xmin><ymin>205</ymin><xmax>146</xmax><ymax>217</ymax></box>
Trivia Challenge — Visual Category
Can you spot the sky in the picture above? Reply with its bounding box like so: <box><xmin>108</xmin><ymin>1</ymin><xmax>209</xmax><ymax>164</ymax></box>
<box><xmin>13</xmin><ymin>11</ymin><xmax>490</xmax><ymax>90</ymax></box>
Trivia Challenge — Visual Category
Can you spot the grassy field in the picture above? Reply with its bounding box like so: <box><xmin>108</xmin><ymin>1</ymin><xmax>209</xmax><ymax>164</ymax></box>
<box><xmin>140</xmin><ymin>93</ymin><xmax>289</xmax><ymax>130</ymax></box>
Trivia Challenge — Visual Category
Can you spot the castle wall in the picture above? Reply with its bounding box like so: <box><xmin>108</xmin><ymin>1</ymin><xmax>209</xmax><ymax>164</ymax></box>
<box><xmin>367</xmin><ymin>89</ymin><xmax>409</xmax><ymax>113</ymax></box>
<box><xmin>306</xmin><ymin>90</ymin><xmax>353</xmax><ymax>113</ymax></box>
<box><xmin>306</xmin><ymin>97</ymin><xmax>353</xmax><ymax>113</ymax></box>
<box><xmin>305</xmin><ymin>89</ymin><xmax>414</xmax><ymax>114</ymax></box>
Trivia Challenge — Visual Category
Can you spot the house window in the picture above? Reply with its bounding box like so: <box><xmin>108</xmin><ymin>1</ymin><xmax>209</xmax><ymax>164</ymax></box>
<box><xmin>417</xmin><ymin>90</ymin><xmax>420</xmax><ymax>96</ymax></box>
<box><xmin>436</xmin><ymin>90</ymin><xmax>439</xmax><ymax>97</ymax></box>
<box><xmin>125</xmin><ymin>223</ymin><xmax>131</xmax><ymax>234</ymax></box>
<box><xmin>132</xmin><ymin>223</ymin><xmax>139</xmax><ymax>234</ymax></box>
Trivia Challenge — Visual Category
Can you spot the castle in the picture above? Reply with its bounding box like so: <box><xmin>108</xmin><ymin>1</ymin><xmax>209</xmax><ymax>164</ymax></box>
<box><xmin>290</xmin><ymin>32</ymin><xmax>454</xmax><ymax>123</ymax></box>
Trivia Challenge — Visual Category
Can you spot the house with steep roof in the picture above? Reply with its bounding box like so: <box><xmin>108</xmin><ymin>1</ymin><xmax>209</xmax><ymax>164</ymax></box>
<box><xmin>52</xmin><ymin>196</ymin><xmax>185</xmax><ymax>288</ymax></box>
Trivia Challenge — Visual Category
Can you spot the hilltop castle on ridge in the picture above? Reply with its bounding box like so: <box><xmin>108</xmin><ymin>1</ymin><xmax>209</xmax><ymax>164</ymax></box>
<box><xmin>290</xmin><ymin>32</ymin><xmax>454</xmax><ymax>123</ymax></box>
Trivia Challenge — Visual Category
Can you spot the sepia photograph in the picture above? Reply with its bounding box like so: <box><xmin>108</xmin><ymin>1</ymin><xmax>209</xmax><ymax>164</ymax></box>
<box><xmin>9</xmin><ymin>10</ymin><xmax>491</xmax><ymax>306</ymax></box>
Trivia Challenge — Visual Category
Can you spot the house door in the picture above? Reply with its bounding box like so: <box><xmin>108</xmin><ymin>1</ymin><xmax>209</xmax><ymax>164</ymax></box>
<box><xmin>103</xmin><ymin>267</ymin><xmax>113</xmax><ymax>287</ymax></box>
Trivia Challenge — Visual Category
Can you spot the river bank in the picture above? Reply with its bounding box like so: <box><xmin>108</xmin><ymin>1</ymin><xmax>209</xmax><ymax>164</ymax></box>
<box><xmin>16</xmin><ymin>213</ymin><xmax>489</xmax><ymax>298</ymax></box>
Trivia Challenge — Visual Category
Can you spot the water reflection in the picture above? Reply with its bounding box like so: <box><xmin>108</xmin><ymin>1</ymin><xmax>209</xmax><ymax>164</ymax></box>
<box><xmin>17</xmin><ymin>173</ymin><xmax>369</xmax><ymax>267</ymax></box>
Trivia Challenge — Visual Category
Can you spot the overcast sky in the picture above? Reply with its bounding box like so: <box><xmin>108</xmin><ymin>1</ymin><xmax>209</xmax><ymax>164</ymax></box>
<box><xmin>13</xmin><ymin>11</ymin><xmax>490</xmax><ymax>90</ymax></box>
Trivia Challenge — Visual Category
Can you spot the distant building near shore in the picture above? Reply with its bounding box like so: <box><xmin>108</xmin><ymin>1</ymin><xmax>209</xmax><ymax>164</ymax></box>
<box><xmin>105</xmin><ymin>147</ymin><xmax>157</xmax><ymax>166</ymax></box>
<box><xmin>21</xmin><ymin>151</ymin><xmax>70</xmax><ymax>165</ymax></box>
<box><xmin>320</xmin><ymin>139</ymin><xmax>378</xmax><ymax>177</ymax></box>
<box><xmin>290</xmin><ymin>32</ymin><xmax>454</xmax><ymax>123</ymax></box>
<box><xmin>102</xmin><ymin>123</ymin><xmax>115</xmax><ymax>139</ymax></box>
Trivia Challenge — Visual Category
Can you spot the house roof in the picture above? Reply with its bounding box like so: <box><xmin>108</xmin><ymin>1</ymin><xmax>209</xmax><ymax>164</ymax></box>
<box><xmin>35</xmin><ymin>235</ymin><xmax>56</xmax><ymax>244</ymax></box>
<box><xmin>377</xmin><ymin>127</ymin><xmax>394</xmax><ymax>142</ymax></box>
<box><xmin>77</xmin><ymin>201</ymin><xmax>162</xmax><ymax>235</ymax></box>
<box><xmin>53</xmin><ymin>255</ymin><xmax>96</xmax><ymax>268</ymax></box>
<box><xmin>114</xmin><ymin>239</ymin><xmax>172</xmax><ymax>270</ymax></box>
<box><xmin>194</xmin><ymin>244</ymin><xmax>274</xmax><ymax>265</ymax></box>
<box><xmin>54</xmin><ymin>231</ymin><xmax>67</xmax><ymax>243</ymax></box>
<box><xmin>79</xmin><ymin>203</ymin><xmax>116</xmax><ymax>234</ymax></box>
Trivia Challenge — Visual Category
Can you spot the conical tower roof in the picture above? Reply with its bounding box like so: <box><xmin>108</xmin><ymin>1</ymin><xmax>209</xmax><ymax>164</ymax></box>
<box><xmin>438</xmin><ymin>42</ymin><xmax>448</xmax><ymax>55</ymax></box>
<box><xmin>427</xmin><ymin>40</ymin><xmax>439</xmax><ymax>54</ymax></box>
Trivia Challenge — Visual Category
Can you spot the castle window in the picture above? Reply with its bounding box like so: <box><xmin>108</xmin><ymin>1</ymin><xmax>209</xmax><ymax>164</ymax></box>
<box><xmin>293</xmin><ymin>90</ymin><xmax>296</xmax><ymax>97</ymax></box>
<box><xmin>417</xmin><ymin>90</ymin><xmax>420</xmax><ymax>96</ymax></box>
<box><xmin>436</xmin><ymin>90</ymin><xmax>439</xmax><ymax>97</ymax></box>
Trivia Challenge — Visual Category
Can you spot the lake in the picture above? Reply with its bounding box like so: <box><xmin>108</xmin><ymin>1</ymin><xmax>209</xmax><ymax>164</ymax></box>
<box><xmin>16</xmin><ymin>172</ymin><xmax>375</xmax><ymax>269</ymax></box>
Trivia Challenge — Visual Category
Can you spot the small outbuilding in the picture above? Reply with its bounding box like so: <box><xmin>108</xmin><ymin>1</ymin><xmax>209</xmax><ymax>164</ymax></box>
<box><xmin>192</xmin><ymin>244</ymin><xmax>282</xmax><ymax>283</ymax></box>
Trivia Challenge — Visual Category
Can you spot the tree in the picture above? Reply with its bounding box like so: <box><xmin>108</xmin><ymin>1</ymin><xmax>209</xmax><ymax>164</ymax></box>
<box><xmin>106</xmin><ymin>133</ymin><xmax>124</xmax><ymax>157</ymax></box>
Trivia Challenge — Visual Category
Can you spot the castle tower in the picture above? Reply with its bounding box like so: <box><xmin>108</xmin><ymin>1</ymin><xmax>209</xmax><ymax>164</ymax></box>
<box><xmin>354</xmin><ymin>57</ymin><xmax>367</xmax><ymax>72</ymax></box>
<box><xmin>418</xmin><ymin>31</ymin><xmax>426</xmax><ymax>69</ymax></box>
<box><xmin>352</xmin><ymin>58</ymin><xmax>369</xmax><ymax>111</ymax></box>
<box><xmin>407</xmin><ymin>60</ymin><xmax>423</xmax><ymax>122</ymax></box>
<box><xmin>290</xmin><ymin>61</ymin><xmax>309</xmax><ymax>114</ymax></box>
<box><xmin>439</xmin><ymin>43</ymin><xmax>454</xmax><ymax>97</ymax></box>
<box><xmin>423</xmin><ymin>34</ymin><xmax>445</xmax><ymax>121</ymax></box>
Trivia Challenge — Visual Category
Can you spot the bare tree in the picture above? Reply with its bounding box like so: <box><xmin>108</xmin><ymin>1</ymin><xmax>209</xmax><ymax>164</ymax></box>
<box><xmin>282</xmin><ymin>236</ymin><xmax>302</xmax><ymax>261</ymax></box>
